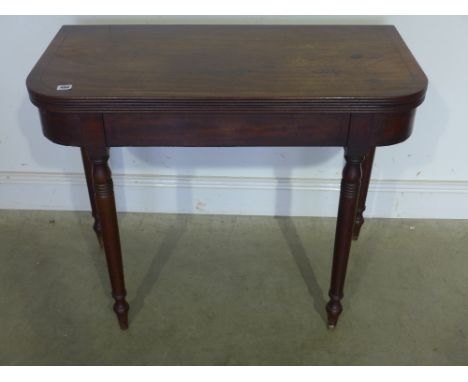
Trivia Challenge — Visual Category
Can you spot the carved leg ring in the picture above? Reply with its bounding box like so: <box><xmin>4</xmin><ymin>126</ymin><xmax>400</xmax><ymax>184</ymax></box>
<box><xmin>326</xmin><ymin>150</ymin><xmax>364</xmax><ymax>328</ymax></box>
<box><xmin>353</xmin><ymin>147</ymin><xmax>375</xmax><ymax>240</ymax></box>
<box><xmin>90</xmin><ymin>148</ymin><xmax>129</xmax><ymax>329</ymax></box>
<box><xmin>81</xmin><ymin>147</ymin><xmax>103</xmax><ymax>247</ymax></box>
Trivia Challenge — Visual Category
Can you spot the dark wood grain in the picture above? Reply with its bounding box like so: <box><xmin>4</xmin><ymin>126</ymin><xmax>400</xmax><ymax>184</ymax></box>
<box><xmin>104</xmin><ymin>113</ymin><xmax>349</xmax><ymax>147</ymax></box>
<box><xmin>26</xmin><ymin>24</ymin><xmax>428</xmax><ymax>330</ymax></box>
<box><xmin>27</xmin><ymin>25</ymin><xmax>427</xmax><ymax>113</ymax></box>
<box><xmin>38</xmin><ymin>108</ymin><xmax>417</xmax><ymax>149</ymax></box>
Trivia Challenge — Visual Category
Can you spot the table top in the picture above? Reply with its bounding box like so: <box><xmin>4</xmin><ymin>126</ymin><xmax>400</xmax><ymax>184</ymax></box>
<box><xmin>27</xmin><ymin>25</ymin><xmax>427</xmax><ymax>113</ymax></box>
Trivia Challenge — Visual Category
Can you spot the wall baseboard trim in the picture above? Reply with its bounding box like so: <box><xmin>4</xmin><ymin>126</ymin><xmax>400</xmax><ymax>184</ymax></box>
<box><xmin>1</xmin><ymin>171</ymin><xmax>467</xmax><ymax>218</ymax></box>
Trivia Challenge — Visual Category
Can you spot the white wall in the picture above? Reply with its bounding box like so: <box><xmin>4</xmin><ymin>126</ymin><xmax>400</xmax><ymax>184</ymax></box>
<box><xmin>1</xmin><ymin>15</ymin><xmax>468</xmax><ymax>218</ymax></box>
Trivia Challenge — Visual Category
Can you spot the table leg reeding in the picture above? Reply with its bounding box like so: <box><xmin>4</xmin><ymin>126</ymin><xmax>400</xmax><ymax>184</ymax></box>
<box><xmin>80</xmin><ymin>147</ymin><xmax>104</xmax><ymax>247</ymax></box>
<box><xmin>326</xmin><ymin>150</ymin><xmax>364</xmax><ymax>327</ymax></box>
<box><xmin>89</xmin><ymin>147</ymin><xmax>130</xmax><ymax>330</ymax></box>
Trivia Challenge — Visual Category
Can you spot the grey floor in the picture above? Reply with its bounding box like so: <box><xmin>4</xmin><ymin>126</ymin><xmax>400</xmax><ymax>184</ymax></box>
<box><xmin>0</xmin><ymin>210</ymin><xmax>467</xmax><ymax>365</ymax></box>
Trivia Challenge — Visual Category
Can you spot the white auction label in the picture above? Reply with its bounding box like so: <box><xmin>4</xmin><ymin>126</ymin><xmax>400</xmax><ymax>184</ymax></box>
<box><xmin>56</xmin><ymin>84</ymin><xmax>73</xmax><ymax>91</ymax></box>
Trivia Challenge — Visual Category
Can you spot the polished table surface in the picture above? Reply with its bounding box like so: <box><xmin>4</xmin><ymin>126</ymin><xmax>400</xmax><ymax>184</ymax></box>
<box><xmin>27</xmin><ymin>25</ymin><xmax>428</xmax><ymax>329</ymax></box>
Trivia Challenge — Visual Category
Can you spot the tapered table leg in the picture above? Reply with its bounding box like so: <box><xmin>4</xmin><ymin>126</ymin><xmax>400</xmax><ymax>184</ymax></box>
<box><xmin>80</xmin><ymin>147</ymin><xmax>103</xmax><ymax>247</ymax></box>
<box><xmin>353</xmin><ymin>147</ymin><xmax>376</xmax><ymax>240</ymax></box>
<box><xmin>88</xmin><ymin>147</ymin><xmax>129</xmax><ymax>330</ymax></box>
<box><xmin>326</xmin><ymin>149</ymin><xmax>364</xmax><ymax>328</ymax></box>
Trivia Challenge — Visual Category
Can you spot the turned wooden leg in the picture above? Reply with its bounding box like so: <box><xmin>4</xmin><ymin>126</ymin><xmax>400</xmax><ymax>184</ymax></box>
<box><xmin>88</xmin><ymin>147</ymin><xmax>129</xmax><ymax>330</ymax></box>
<box><xmin>353</xmin><ymin>147</ymin><xmax>375</xmax><ymax>240</ymax></box>
<box><xmin>326</xmin><ymin>149</ymin><xmax>365</xmax><ymax>328</ymax></box>
<box><xmin>80</xmin><ymin>147</ymin><xmax>103</xmax><ymax>247</ymax></box>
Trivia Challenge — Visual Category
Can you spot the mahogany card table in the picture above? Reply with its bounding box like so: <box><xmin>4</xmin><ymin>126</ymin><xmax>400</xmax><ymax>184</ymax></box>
<box><xmin>26</xmin><ymin>25</ymin><xmax>427</xmax><ymax>329</ymax></box>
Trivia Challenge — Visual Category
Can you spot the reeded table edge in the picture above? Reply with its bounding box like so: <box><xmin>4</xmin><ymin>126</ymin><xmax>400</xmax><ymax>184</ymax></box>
<box><xmin>26</xmin><ymin>90</ymin><xmax>427</xmax><ymax>114</ymax></box>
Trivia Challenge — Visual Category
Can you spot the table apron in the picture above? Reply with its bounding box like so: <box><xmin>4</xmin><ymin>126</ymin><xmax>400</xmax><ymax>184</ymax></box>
<box><xmin>38</xmin><ymin>110</ymin><xmax>416</xmax><ymax>148</ymax></box>
<box><xmin>103</xmin><ymin>113</ymin><xmax>349</xmax><ymax>147</ymax></box>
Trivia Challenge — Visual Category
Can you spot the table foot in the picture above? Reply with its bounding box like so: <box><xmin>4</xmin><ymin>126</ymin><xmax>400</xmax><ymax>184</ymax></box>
<box><xmin>113</xmin><ymin>295</ymin><xmax>130</xmax><ymax>330</ymax></box>
<box><xmin>326</xmin><ymin>296</ymin><xmax>343</xmax><ymax>328</ymax></box>
<box><xmin>352</xmin><ymin>213</ymin><xmax>364</xmax><ymax>241</ymax></box>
